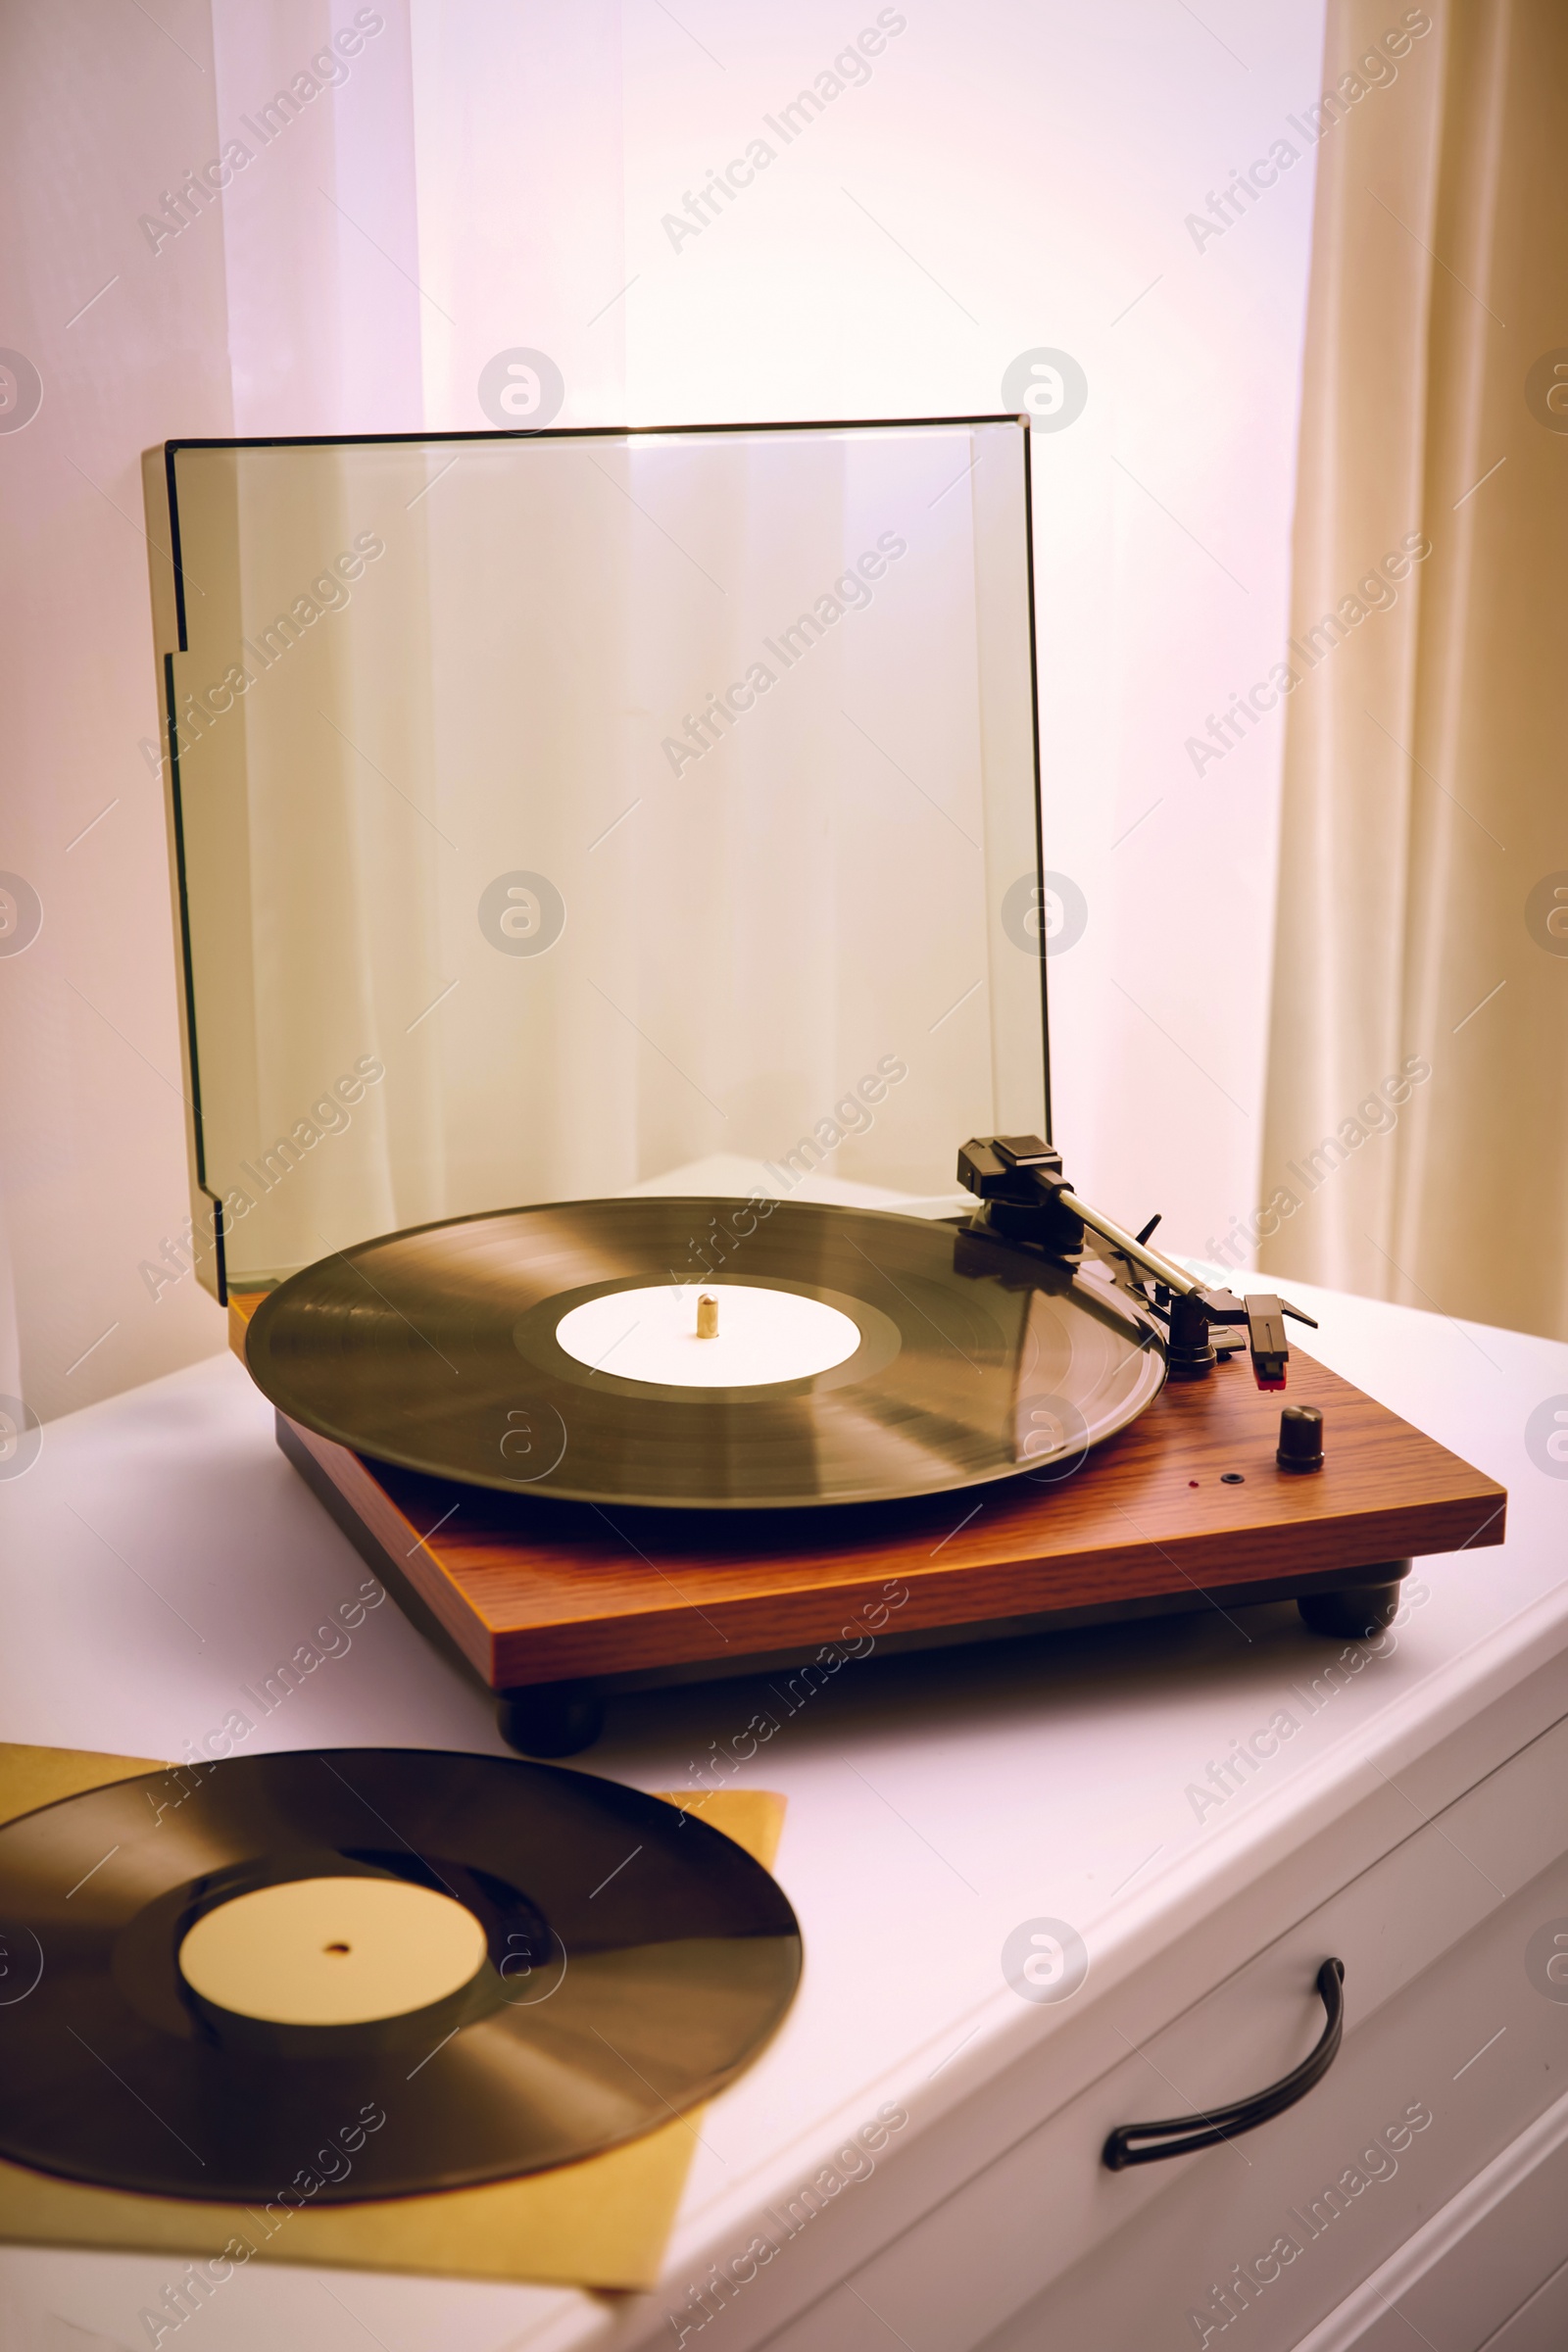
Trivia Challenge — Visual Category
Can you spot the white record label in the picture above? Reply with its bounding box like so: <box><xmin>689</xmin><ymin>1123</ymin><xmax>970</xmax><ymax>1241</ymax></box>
<box><xmin>177</xmin><ymin>1876</ymin><xmax>488</xmax><ymax>2025</ymax></box>
<box><xmin>555</xmin><ymin>1282</ymin><xmax>861</xmax><ymax>1389</ymax></box>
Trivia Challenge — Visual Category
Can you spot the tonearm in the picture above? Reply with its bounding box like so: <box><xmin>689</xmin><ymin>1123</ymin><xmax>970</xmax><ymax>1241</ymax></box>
<box><xmin>956</xmin><ymin>1136</ymin><xmax>1316</xmax><ymax>1390</ymax></box>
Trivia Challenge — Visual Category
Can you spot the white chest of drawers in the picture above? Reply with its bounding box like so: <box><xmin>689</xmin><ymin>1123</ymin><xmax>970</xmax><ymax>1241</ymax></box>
<box><xmin>1</xmin><ymin>1280</ymin><xmax>1564</xmax><ymax>2352</ymax></box>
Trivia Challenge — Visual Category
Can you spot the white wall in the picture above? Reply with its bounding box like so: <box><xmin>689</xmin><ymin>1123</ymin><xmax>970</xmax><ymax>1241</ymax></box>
<box><xmin>0</xmin><ymin>0</ymin><xmax>1325</xmax><ymax>1422</ymax></box>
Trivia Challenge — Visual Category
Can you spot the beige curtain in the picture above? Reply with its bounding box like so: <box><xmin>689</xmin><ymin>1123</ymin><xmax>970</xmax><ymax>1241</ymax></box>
<box><xmin>1258</xmin><ymin>0</ymin><xmax>1568</xmax><ymax>1341</ymax></box>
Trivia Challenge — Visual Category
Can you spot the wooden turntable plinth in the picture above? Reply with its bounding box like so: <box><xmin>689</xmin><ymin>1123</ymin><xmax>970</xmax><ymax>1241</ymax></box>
<box><xmin>229</xmin><ymin>1296</ymin><xmax>1504</xmax><ymax>1754</ymax></box>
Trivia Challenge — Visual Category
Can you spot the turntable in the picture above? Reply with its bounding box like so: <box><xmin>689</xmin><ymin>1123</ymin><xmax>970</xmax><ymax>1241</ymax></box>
<box><xmin>141</xmin><ymin>416</ymin><xmax>1503</xmax><ymax>1755</ymax></box>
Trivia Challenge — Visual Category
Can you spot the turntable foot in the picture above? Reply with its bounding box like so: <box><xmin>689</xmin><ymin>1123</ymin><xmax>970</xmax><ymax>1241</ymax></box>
<box><xmin>1297</xmin><ymin>1569</ymin><xmax>1409</xmax><ymax>1642</ymax></box>
<box><xmin>497</xmin><ymin>1685</ymin><xmax>606</xmax><ymax>1757</ymax></box>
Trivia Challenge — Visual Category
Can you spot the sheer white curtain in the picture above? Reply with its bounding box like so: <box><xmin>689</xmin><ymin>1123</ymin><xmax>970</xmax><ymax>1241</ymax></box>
<box><xmin>0</xmin><ymin>0</ymin><xmax>629</xmax><ymax>1415</ymax></box>
<box><xmin>1258</xmin><ymin>0</ymin><xmax>1568</xmax><ymax>1341</ymax></box>
<box><xmin>1</xmin><ymin>0</ymin><xmax>1327</xmax><ymax>1416</ymax></box>
<box><xmin>0</xmin><ymin>0</ymin><xmax>237</xmax><ymax>1420</ymax></box>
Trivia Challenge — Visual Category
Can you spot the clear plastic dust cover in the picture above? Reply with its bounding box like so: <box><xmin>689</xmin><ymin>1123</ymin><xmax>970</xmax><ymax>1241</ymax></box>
<box><xmin>142</xmin><ymin>417</ymin><xmax>1049</xmax><ymax>1297</ymax></box>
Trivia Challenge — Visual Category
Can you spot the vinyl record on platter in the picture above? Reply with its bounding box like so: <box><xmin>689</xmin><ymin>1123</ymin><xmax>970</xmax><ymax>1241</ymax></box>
<box><xmin>0</xmin><ymin>1749</ymin><xmax>802</xmax><ymax>2202</ymax></box>
<box><xmin>244</xmin><ymin>1197</ymin><xmax>1166</xmax><ymax>1508</ymax></box>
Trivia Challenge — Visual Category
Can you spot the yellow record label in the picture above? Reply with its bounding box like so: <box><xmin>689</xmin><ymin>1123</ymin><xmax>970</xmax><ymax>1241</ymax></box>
<box><xmin>176</xmin><ymin>1876</ymin><xmax>488</xmax><ymax>2025</ymax></box>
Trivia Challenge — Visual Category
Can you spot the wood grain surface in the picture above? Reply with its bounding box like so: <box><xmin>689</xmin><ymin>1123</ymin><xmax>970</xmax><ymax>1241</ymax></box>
<box><xmin>230</xmin><ymin>1295</ymin><xmax>1504</xmax><ymax>1690</ymax></box>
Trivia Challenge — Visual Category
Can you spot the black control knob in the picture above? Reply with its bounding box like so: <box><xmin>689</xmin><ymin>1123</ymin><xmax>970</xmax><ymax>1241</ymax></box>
<box><xmin>1277</xmin><ymin>1404</ymin><xmax>1324</xmax><ymax>1472</ymax></box>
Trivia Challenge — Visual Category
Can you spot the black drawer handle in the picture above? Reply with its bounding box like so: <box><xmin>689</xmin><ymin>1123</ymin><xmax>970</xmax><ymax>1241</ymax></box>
<box><xmin>1102</xmin><ymin>1957</ymin><xmax>1345</xmax><ymax>2170</ymax></box>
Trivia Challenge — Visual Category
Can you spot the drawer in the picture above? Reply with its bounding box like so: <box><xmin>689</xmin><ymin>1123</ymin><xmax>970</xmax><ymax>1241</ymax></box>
<box><xmin>749</xmin><ymin>1712</ymin><xmax>1568</xmax><ymax>2352</ymax></box>
<box><xmin>983</xmin><ymin>1847</ymin><xmax>1568</xmax><ymax>2347</ymax></box>
<box><xmin>1290</xmin><ymin>2081</ymin><xmax>1568</xmax><ymax>2351</ymax></box>
<box><xmin>1485</xmin><ymin>2259</ymin><xmax>1568</xmax><ymax>2352</ymax></box>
